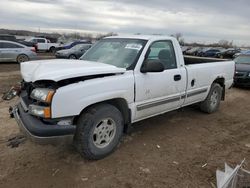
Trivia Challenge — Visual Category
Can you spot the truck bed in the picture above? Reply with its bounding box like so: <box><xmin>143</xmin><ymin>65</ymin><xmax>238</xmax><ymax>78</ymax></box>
<box><xmin>184</xmin><ymin>55</ymin><xmax>227</xmax><ymax>65</ymax></box>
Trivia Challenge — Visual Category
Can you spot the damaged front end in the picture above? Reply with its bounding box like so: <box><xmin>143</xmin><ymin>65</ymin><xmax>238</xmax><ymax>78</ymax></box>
<box><xmin>2</xmin><ymin>83</ymin><xmax>22</xmax><ymax>101</ymax></box>
<box><xmin>7</xmin><ymin>80</ymin><xmax>76</xmax><ymax>144</ymax></box>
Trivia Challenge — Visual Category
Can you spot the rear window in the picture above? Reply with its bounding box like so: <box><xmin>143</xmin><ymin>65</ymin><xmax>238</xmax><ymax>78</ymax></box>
<box><xmin>37</xmin><ymin>39</ymin><xmax>45</xmax><ymax>43</ymax></box>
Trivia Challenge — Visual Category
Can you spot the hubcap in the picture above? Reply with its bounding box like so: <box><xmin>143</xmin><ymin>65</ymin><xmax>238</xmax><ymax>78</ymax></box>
<box><xmin>210</xmin><ymin>90</ymin><xmax>218</xmax><ymax>108</ymax></box>
<box><xmin>19</xmin><ymin>55</ymin><xmax>27</xmax><ymax>62</ymax></box>
<box><xmin>92</xmin><ymin>118</ymin><xmax>116</xmax><ymax>148</ymax></box>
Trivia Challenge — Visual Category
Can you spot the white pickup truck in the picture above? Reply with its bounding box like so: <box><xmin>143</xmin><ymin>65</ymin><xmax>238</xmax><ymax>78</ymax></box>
<box><xmin>26</xmin><ymin>37</ymin><xmax>60</xmax><ymax>52</ymax></box>
<box><xmin>10</xmin><ymin>35</ymin><xmax>235</xmax><ymax>160</ymax></box>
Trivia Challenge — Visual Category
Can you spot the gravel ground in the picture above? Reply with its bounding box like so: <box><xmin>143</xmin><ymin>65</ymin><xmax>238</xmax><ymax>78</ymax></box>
<box><xmin>0</xmin><ymin>62</ymin><xmax>249</xmax><ymax>188</ymax></box>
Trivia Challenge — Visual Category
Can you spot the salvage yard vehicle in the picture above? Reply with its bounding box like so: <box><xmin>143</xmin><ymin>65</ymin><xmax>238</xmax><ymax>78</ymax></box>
<box><xmin>199</xmin><ymin>48</ymin><xmax>221</xmax><ymax>57</ymax></box>
<box><xmin>0</xmin><ymin>34</ymin><xmax>38</xmax><ymax>51</ymax></box>
<box><xmin>215</xmin><ymin>48</ymin><xmax>241</xmax><ymax>59</ymax></box>
<box><xmin>55</xmin><ymin>40</ymin><xmax>91</xmax><ymax>51</ymax></box>
<box><xmin>9</xmin><ymin>35</ymin><xmax>235</xmax><ymax>160</ymax></box>
<box><xmin>234</xmin><ymin>55</ymin><xmax>250</xmax><ymax>87</ymax></box>
<box><xmin>0</xmin><ymin>40</ymin><xmax>37</xmax><ymax>63</ymax></box>
<box><xmin>55</xmin><ymin>44</ymin><xmax>92</xmax><ymax>59</ymax></box>
<box><xmin>25</xmin><ymin>37</ymin><xmax>60</xmax><ymax>53</ymax></box>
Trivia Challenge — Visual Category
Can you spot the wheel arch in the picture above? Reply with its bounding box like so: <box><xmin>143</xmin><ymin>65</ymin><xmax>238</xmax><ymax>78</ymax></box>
<box><xmin>73</xmin><ymin>98</ymin><xmax>131</xmax><ymax>133</ymax></box>
<box><xmin>213</xmin><ymin>77</ymin><xmax>225</xmax><ymax>100</ymax></box>
<box><xmin>68</xmin><ymin>54</ymin><xmax>77</xmax><ymax>59</ymax></box>
<box><xmin>16</xmin><ymin>53</ymin><xmax>29</xmax><ymax>63</ymax></box>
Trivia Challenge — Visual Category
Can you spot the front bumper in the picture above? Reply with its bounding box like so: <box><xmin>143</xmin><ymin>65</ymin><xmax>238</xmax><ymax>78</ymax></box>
<box><xmin>12</xmin><ymin>103</ymin><xmax>76</xmax><ymax>144</ymax></box>
<box><xmin>234</xmin><ymin>77</ymin><xmax>250</xmax><ymax>87</ymax></box>
<box><xmin>55</xmin><ymin>53</ymin><xmax>68</xmax><ymax>59</ymax></box>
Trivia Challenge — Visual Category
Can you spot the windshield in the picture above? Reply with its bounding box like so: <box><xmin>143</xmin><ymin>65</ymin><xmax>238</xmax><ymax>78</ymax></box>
<box><xmin>80</xmin><ymin>38</ymin><xmax>147</xmax><ymax>69</ymax></box>
<box><xmin>234</xmin><ymin>56</ymin><xmax>250</xmax><ymax>64</ymax></box>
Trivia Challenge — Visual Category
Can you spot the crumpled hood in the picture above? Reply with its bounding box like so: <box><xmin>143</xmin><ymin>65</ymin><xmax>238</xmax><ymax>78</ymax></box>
<box><xmin>20</xmin><ymin>59</ymin><xmax>126</xmax><ymax>82</ymax></box>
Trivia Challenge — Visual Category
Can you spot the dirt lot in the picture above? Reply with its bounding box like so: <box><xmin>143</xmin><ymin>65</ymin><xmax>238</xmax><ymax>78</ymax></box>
<box><xmin>0</xmin><ymin>61</ymin><xmax>250</xmax><ymax>188</ymax></box>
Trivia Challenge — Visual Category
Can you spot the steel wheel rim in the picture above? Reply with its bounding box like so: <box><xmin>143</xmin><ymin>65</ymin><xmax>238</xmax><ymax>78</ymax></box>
<box><xmin>92</xmin><ymin>118</ymin><xmax>116</xmax><ymax>148</ymax></box>
<box><xmin>210</xmin><ymin>90</ymin><xmax>218</xmax><ymax>108</ymax></box>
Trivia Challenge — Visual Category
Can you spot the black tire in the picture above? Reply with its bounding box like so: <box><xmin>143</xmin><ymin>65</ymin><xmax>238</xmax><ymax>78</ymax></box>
<box><xmin>74</xmin><ymin>104</ymin><xmax>124</xmax><ymax>160</ymax></box>
<box><xmin>69</xmin><ymin>54</ymin><xmax>77</xmax><ymax>59</ymax></box>
<box><xmin>17</xmin><ymin>54</ymin><xmax>29</xmax><ymax>63</ymax></box>
<box><xmin>49</xmin><ymin>46</ymin><xmax>56</xmax><ymax>53</ymax></box>
<box><xmin>200</xmin><ymin>83</ymin><xmax>222</xmax><ymax>113</ymax></box>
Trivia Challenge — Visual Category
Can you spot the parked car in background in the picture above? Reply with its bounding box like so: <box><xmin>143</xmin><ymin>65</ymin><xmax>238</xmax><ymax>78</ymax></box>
<box><xmin>25</xmin><ymin>37</ymin><xmax>60</xmax><ymax>52</ymax></box>
<box><xmin>234</xmin><ymin>50</ymin><xmax>250</xmax><ymax>58</ymax></box>
<box><xmin>55</xmin><ymin>40</ymin><xmax>91</xmax><ymax>51</ymax></box>
<box><xmin>185</xmin><ymin>47</ymin><xmax>201</xmax><ymax>56</ymax></box>
<box><xmin>234</xmin><ymin>55</ymin><xmax>250</xmax><ymax>87</ymax></box>
<box><xmin>199</xmin><ymin>48</ymin><xmax>221</xmax><ymax>57</ymax></box>
<box><xmin>55</xmin><ymin>43</ymin><xmax>92</xmax><ymax>59</ymax></box>
<box><xmin>215</xmin><ymin>48</ymin><xmax>240</xmax><ymax>59</ymax></box>
<box><xmin>181</xmin><ymin>46</ymin><xmax>191</xmax><ymax>54</ymax></box>
<box><xmin>0</xmin><ymin>40</ymin><xmax>37</xmax><ymax>63</ymax></box>
<box><xmin>0</xmin><ymin>34</ymin><xmax>38</xmax><ymax>51</ymax></box>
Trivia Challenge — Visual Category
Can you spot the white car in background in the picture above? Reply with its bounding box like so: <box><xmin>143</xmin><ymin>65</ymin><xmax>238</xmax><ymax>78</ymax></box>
<box><xmin>0</xmin><ymin>40</ymin><xmax>37</xmax><ymax>63</ymax></box>
<box><xmin>26</xmin><ymin>37</ymin><xmax>60</xmax><ymax>53</ymax></box>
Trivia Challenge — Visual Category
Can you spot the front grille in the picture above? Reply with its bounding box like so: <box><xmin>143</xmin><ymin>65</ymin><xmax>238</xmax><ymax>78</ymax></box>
<box><xmin>21</xmin><ymin>81</ymin><xmax>34</xmax><ymax>97</ymax></box>
<box><xmin>235</xmin><ymin>72</ymin><xmax>247</xmax><ymax>78</ymax></box>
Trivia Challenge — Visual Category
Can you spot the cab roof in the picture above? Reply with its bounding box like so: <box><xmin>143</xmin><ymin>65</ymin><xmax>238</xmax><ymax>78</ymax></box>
<box><xmin>106</xmin><ymin>35</ymin><xmax>175</xmax><ymax>41</ymax></box>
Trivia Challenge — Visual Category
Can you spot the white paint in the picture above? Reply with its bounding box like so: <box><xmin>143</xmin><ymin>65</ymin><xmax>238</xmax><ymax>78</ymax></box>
<box><xmin>20</xmin><ymin>35</ymin><xmax>235</xmax><ymax>122</ymax></box>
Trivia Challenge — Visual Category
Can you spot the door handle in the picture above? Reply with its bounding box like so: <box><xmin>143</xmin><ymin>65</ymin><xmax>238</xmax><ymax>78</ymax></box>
<box><xmin>174</xmin><ymin>74</ymin><xmax>181</xmax><ymax>81</ymax></box>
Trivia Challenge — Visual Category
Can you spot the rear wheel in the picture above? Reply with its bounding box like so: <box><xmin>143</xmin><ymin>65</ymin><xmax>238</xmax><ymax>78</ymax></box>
<box><xmin>74</xmin><ymin>104</ymin><xmax>124</xmax><ymax>160</ymax></box>
<box><xmin>200</xmin><ymin>83</ymin><xmax>222</xmax><ymax>113</ymax></box>
<box><xmin>17</xmin><ymin>54</ymin><xmax>29</xmax><ymax>63</ymax></box>
<box><xmin>49</xmin><ymin>46</ymin><xmax>56</xmax><ymax>53</ymax></box>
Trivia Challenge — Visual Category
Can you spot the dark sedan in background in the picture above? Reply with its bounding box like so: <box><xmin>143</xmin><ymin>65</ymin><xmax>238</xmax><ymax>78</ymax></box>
<box><xmin>215</xmin><ymin>48</ymin><xmax>240</xmax><ymax>59</ymax></box>
<box><xmin>55</xmin><ymin>40</ymin><xmax>91</xmax><ymax>51</ymax></box>
<box><xmin>198</xmin><ymin>48</ymin><xmax>221</xmax><ymax>57</ymax></box>
<box><xmin>55</xmin><ymin>43</ymin><xmax>92</xmax><ymax>59</ymax></box>
<box><xmin>234</xmin><ymin>55</ymin><xmax>250</xmax><ymax>87</ymax></box>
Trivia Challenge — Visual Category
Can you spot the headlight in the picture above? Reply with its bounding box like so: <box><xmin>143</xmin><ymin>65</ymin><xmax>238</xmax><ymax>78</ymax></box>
<box><xmin>248</xmin><ymin>73</ymin><xmax>250</xmax><ymax>77</ymax></box>
<box><xmin>29</xmin><ymin>105</ymin><xmax>51</xmax><ymax>118</ymax></box>
<box><xmin>30</xmin><ymin>88</ymin><xmax>55</xmax><ymax>103</ymax></box>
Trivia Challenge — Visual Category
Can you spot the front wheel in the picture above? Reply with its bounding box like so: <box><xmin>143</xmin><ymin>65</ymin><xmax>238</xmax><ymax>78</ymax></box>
<box><xmin>200</xmin><ymin>83</ymin><xmax>222</xmax><ymax>113</ymax></box>
<box><xmin>69</xmin><ymin>54</ymin><xmax>77</xmax><ymax>59</ymax></box>
<box><xmin>74</xmin><ymin>104</ymin><xmax>124</xmax><ymax>160</ymax></box>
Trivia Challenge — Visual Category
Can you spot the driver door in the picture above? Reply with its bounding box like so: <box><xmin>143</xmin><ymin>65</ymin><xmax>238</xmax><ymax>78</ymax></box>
<box><xmin>134</xmin><ymin>40</ymin><xmax>186</xmax><ymax>121</ymax></box>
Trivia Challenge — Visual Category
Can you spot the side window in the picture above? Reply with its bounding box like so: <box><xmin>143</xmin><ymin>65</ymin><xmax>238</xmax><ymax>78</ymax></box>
<box><xmin>37</xmin><ymin>39</ymin><xmax>45</xmax><ymax>43</ymax></box>
<box><xmin>2</xmin><ymin>42</ymin><xmax>23</xmax><ymax>48</ymax></box>
<box><xmin>0</xmin><ymin>42</ymin><xmax>3</xmax><ymax>48</ymax></box>
<box><xmin>146</xmin><ymin>41</ymin><xmax>177</xmax><ymax>70</ymax></box>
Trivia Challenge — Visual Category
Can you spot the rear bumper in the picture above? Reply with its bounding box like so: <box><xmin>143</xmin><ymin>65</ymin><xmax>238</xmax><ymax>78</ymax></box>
<box><xmin>12</xmin><ymin>103</ymin><xmax>76</xmax><ymax>144</ymax></box>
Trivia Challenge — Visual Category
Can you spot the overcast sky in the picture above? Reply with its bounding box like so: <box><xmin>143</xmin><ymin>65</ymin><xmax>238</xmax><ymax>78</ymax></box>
<box><xmin>0</xmin><ymin>0</ymin><xmax>250</xmax><ymax>45</ymax></box>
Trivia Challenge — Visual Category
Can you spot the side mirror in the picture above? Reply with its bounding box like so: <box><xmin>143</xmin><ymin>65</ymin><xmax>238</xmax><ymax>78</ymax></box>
<box><xmin>141</xmin><ymin>60</ymin><xmax>165</xmax><ymax>73</ymax></box>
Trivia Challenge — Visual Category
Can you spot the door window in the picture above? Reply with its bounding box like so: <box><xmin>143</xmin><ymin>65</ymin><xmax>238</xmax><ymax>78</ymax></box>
<box><xmin>146</xmin><ymin>41</ymin><xmax>177</xmax><ymax>69</ymax></box>
<box><xmin>1</xmin><ymin>42</ymin><xmax>23</xmax><ymax>48</ymax></box>
<box><xmin>37</xmin><ymin>39</ymin><xmax>45</xmax><ymax>43</ymax></box>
